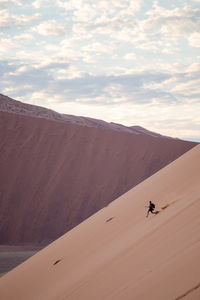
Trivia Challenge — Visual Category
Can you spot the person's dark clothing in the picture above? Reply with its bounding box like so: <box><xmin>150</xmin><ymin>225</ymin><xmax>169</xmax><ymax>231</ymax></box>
<box><xmin>146</xmin><ymin>201</ymin><xmax>156</xmax><ymax>217</ymax></box>
<box><xmin>149</xmin><ymin>202</ymin><xmax>155</xmax><ymax>212</ymax></box>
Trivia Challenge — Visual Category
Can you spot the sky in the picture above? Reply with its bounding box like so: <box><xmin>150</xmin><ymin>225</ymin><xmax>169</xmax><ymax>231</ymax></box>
<box><xmin>0</xmin><ymin>0</ymin><xmax>200</xmax><ymax>142</ymax></box>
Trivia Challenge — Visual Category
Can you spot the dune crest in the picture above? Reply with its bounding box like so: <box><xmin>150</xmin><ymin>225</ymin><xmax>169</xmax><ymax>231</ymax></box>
<box><xmin>0</xmin><ymin>93</ymin><xmax>176</xmax><ymax>137</ymax></box>
<box><xmin>0</xmin><ymin>145</ymin><xmax>199</xmax><ymax>299</ymax></box>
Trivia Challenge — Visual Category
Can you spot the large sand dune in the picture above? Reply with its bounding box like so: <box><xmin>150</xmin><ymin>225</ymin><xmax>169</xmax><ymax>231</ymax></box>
<box><xmin>0</xmin><ymin>95</ymin><xmax>197</xmax><ymax>244</ymax></box>
<box><xmin>0</xmin><ymin>144</ymin><xmax>199</xmax><ymax>299</ymax></box>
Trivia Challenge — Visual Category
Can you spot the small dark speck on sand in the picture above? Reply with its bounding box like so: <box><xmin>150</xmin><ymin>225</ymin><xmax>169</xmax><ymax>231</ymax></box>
<box><xmin>106</xmin><ymin>217</ymin><xmax>114</xmax><ymax>223</ymax></box>
<box><xmin>53</xmin><ymin>259</ymin><xmax>61</xmax><ymax>265</ymax></box>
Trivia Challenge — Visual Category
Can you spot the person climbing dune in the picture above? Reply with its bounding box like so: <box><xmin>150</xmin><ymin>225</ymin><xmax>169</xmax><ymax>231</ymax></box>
<box><xmin>146</xmin><ymin>201</ymin><xmax>156</xmax><ymax>217</ymax></box>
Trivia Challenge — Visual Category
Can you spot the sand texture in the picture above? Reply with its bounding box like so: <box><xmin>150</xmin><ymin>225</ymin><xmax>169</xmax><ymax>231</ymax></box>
<box><xmin>0</xmin><ymin>107</ymin><xmax>196</xmax><ymax>244</ymax></box>
<box><xmin>0</xmin><ymin>144</ymin><xmax>199</xmax><ymax>299</ymax></box>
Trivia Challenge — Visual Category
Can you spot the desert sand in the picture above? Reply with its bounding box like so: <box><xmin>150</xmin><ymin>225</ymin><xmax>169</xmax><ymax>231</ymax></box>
<box><xmin>0</xmin><ymin>144</ymin><xmax>199</xmax><ymax>300</ymax></box>
<box><xmin>0</xmin><ymin>105</ymin><xmax>196</xmax><ymax>244</ymax></box>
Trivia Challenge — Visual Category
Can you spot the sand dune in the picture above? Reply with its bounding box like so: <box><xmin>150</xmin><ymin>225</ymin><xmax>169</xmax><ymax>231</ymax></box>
<box><xmin>0</xmin><ymin>144</ymin><xmax>199</xmax><ymax>299</ymax></box>
<box><xmin>0</xmin><ymin>107</ymin><xmax>196</xmax><ymax>245</ymax></box>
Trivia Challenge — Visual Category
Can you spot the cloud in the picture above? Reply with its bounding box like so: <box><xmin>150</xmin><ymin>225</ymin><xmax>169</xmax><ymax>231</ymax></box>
<box><xmin>0</xmin><ymin>7</ymin><xmax>40</xmax><ymax>28</ymax></box>
<box><xmin>171</xmin><ymin>78</ymin><xmax>200</xmax><ymax>96</ymax></box>
<box><xmin>1</xmin><ymin>64</ymin><xmax>51</xmax><ymax>95</ymax></box>
<box><xmin>130</xmin><ymin>5</ymin><xmax>200</xmax><ymax>53</ymax></box>
<box><xmin>145</xmin><ymin>4</ymin><xmax>200</xmax><ymax>39</ymax></box>
<box><xmin>81</xmin><ymin>42</ymin><xmax>115</xmax><ymax>58</ymax></box>
<box><xmin>57</xmin><ymin>65</ymin><xmax>86</xmax><ymax>80</ymax></box>
<box><xmin>186</xmin><ymin>62</ymin><xmax>200</xmax><ymax>73</ymax></box>
<box><xmin>32</xmin><ymin>0</ymin><xmax>49</xmax><ymax>8</ymax></box>
<box><xmin>72</xmin><ymin>3</ymin><xmax>97</xmax><ymax>22</ymax></box>
<box><xmin>124</xmin><ymin>53</ymin><xmax>138</xmax><ymax>60</ymax></box>
<box><xmin>56</xmin><ymin>0</ymin><xmax>83</xmax><ymax>10</ymax></box>
<box><xmin>14</xmin><ymin>33</ymin><xmax>35</xmax><ymax>44</ymax></box>
<box><xmin>0</xmin><ymin>37</ymin><xmax>20</xmax><ymax>55</ymax></box>
<box><xmin>188</xmin><ymin>32</ymin><xmax>200</xmax><ymax>47</ymax></box>
<box><xmin>14</xmin><ymin>13</ymin><xmax>41</xmax><ymax>27</ymax></box>
<box><xmin>0</xmin><ymin>8</ymin><xmax>11</xmax><ymax>28</ymax></box>
<box><xmin>57</xmin><ymin>0</ymin><xmax>143</xmax><ymax>25</ymax></box>
<box><xmin>0</xmin><ymin>58</ymin><xmax>174</xmax><ymax>105</ymax></box>
<box><xmin>31</xmin><ymin>20</ymin><xmax>66</xmax><ymax>36</ymax></box>
<box><xmin>57</xmin><ymin>0</ymin><xmax>143</xmax><ymax>15</ymax></box>
<box><xmin>95</xmin><ymin>4</ymin><xmax>200</xmax><ymax>52</ymax></box>
<box><xmin>1</xmin><ymin>55</ymin><xmax>200</xmax><ymax>108</ymax></box>
<box><xmin>0</xmin><ymin>0</ymin><xmax>22</xmax><ymax>6</ymax></box>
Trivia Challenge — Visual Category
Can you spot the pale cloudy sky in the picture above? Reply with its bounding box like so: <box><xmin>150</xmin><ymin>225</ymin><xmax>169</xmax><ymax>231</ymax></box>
<box><xmin>0</xmin><ymin>0</ymin><xmax>200</xmax><ymax>141</ymax></box>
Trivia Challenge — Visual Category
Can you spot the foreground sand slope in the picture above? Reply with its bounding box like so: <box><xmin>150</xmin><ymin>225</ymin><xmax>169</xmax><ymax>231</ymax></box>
<box><xmin>0</xmin><ymin>145</ymin><xmax>200</xmax><ymax>300</ymax></box>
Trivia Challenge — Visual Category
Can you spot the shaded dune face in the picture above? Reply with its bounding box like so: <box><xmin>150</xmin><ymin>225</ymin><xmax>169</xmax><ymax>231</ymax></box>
<box><xmin>0</xmin><ymin>145</ymin><xmax>199</xmax><ymax>300</ymax></box>
<box><xmin>0</xmin><ymin>102</ymin><xmax>197</xmax><ymax>244</ymax></box>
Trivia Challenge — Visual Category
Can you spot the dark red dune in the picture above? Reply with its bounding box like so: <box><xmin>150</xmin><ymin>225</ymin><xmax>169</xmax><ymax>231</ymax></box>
<box><xmin>0</xmin><ymin>95</ymin><xmax>197</xmax><ymax>245</ymax></box>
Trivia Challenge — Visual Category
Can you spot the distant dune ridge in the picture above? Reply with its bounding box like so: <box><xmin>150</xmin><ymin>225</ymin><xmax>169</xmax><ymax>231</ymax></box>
<box><xmin>0</xmin><ymin>94</ymin><xmax>176</xmax><ymax>137</ymax></box>
<box><xmin>0</xmin><ymin>94</ymin><xmax>197</xmax><ymax>244</ymax></box>
<box><xmin>0</xmin><ymin>144</ymin><xmax>199</xmax><ymax>300</ymax></box>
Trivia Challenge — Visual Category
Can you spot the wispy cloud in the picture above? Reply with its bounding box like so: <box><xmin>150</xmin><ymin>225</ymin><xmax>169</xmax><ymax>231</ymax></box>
<box><xmin>188</xmin><ymin>32</ymin><xmax>200</xmax><ymax>47</ymax></box>
<box><xmin>32</xmin><ymin>0</ymin><xmax>49</xmax><ymax>9</ymax></box>
<box><xmin>0</xmin><ymin>0</ymin><xmax>22</xmax><ymax>6</ymax></box>
<box><xmin>0</xmin><ymin>6</ymin><xmax>40</xmax><ymax>28</ymax></box>
<box><xmin>2</xmin><ymin>59</ymin><xmax>199</xmax><ymax>106</ymax></box>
